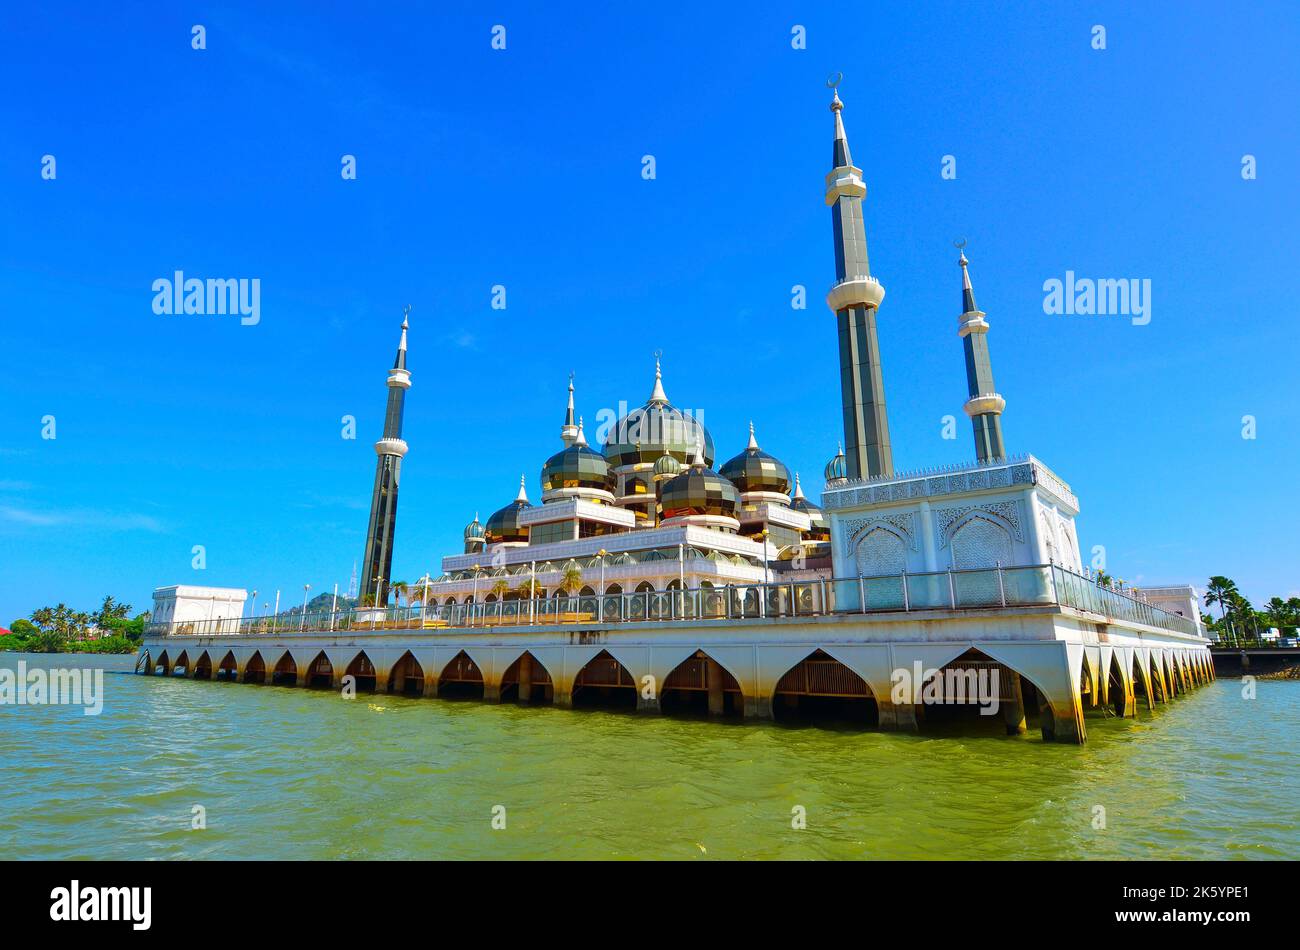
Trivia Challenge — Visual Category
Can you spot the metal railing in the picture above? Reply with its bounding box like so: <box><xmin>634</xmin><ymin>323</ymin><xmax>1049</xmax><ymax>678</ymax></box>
<box><xmin>143</xmin><ymin>564</ymin><xmax>1200</xmax><ymax>639</ymax></box>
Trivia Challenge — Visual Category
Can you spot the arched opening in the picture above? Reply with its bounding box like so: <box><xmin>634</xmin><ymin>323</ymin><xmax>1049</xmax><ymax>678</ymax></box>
<box><xmin>773</xmin><ymin>650</ymin><xmax>877</xmax><ymax>726</ymax></box>
<box><xmin>439</xmin><ymin>651</ymin><xmax>484</xmax><ymax>700</ymax></box>
<box><xmin>1106</xmin><ymin>652</ymin><xmax>1127</xmax><ymax>716</ymax></box>
<box><xmin>192</xmin><ymin>651</ymin><xmax>212</xmax><ymax>680</ymax></box>
<box><xmin>602</xmin><ymin>583</ymin><xmax>623</xmax><ymax>622</ymax></box>
<box><xmin>344</xmin><ymin>652</ymin><xmax>377</xmax><ymax>693</ymax></box>
<box><xmin>1147</xmin><ymin>655</ymin><xmax>1167</xmax><ymax>703</ymax></box>
<box><xmin>272</xmin><ymin>652</ymin><xmax>297</xmax><ymax>686</ymax></box>
<box><xmin>244</xmin><ymin>651</ymin><xmax>266</xmax><ymax>684</ymax></box>
<box><xmin>571</xmin><ymin>650</ymin><xmax>637</xmax><ymax>710</ymax></box>
<box><xmin>1132</xmin><ymin>655</ymin><xmax>1152</xmax><ymax>710</ymax></box>
<box><xmin>216</xmin><ymin>651</ymin><xmax>238</xmax><ymax>681</ymax></box>
<box><xmin>306</xmin><ymin>652</ymin><xmax>335</xmax><ymax>689</ymax></box>
<box><xmin>387</xmin><ymin>651</ymin><xmax>424</xmax><ymax>696</ymax></box>
<box><xmin>661</xmin><ymin>650</ymin><xmax>743</xmax><ymax>717</ymax></box>
<box><xmin>173</xmin><ymin>650</ymin><xmax>190</xmax><ymax>676</ymax></box>
<box><xmin>499</xmin><ymin>652</ymin><xmax>554</xmax><ymax>704</ymax></box>
<box><xmin>155</xmin><ymin>651</ymin><xmax>171</xmax><ymax>676</ymax></box>
<box><xmin>918</xmin><ymin>649</ymin><xmax>1041</xmax><ymax>735</ymax></box>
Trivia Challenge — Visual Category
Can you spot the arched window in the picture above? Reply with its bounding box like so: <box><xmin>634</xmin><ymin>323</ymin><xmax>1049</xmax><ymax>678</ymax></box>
<box><xmin>855</xmin><ymin>526</ymin><xmax>906</xmax><ymax>576</ymax></box>
<box><xmin>951</xmin><ymin>516</ymin><xmax>1013</xmax><ymax>569</ymax></box>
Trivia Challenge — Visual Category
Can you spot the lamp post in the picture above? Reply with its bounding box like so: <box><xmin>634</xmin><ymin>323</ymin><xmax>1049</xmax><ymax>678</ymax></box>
<box><xmin>471</xmin><ymin>565</ymin><xmax>481</xmax><ymax>626</ymax></box>
<box><xmin>273</xmin><ymin>589</ymin><xmax>280</xmax><ymax>632</ymax></box>
<box><xmin>760</xmin><ymin>530</ymin><xmax>770</xmax><ymax>618</ymax></box>
<box><xmin>249</xmin><ymin>590</ymin><xmax>258</xmax><ymax>631</ymax></box>
<box><xmin>330</xmin><ymin>583</ymin><xmax>338</xmax><ymax>631</ymax></box>
<box><xmin>529</xmin><ymin>560</ymin><xmax>537</xmax><ymax>624</ymax></box>
<box><xmin>300</xmin><ymin>584</ymin><xmax>311</xmax><ymax>631</ymax></box>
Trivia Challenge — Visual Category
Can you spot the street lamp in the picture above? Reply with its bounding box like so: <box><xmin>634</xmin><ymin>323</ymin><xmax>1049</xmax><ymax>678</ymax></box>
<box><xmin>300</xmin><ymin>584</ymin><xmax>311</xmax><ymax>631</ymax></box>
<box><xmin>760</xmin><ymin>530</ymin><xmax>770</xmax><ymax>618</ymax></box>
<box><xmin>471</xmin><ymin>565</ymin><xmax>482</xmax><ymax>626</ymax></box>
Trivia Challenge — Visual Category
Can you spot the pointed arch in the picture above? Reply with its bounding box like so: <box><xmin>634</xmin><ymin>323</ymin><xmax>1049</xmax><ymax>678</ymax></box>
<box><xmin>306</xmin><ymin>651</ymin><xmax>334</xmax><ymax>689</ymax></box>
<box><xmin>387</xmin><ymin>651</ymin><xmax>424</xmax><ymax>696</ymax></box>
<box><xmin>1106</xmin><ymin>650</ymin><xmax>1128</xmax><ymax>717</ymax></box>
<box><xmin>661</xmin><ymin>649</ymin><xmax>743</xmax><ymax>717</ymax></box>
<box><xmin>571</xmin><ymin>649</ymin><xmax>637</xmax><ymax>709</ymax></box>
<box><xmin>344</xmin><ymin>651</ymin><xmax>377</xmax><ymax>692</ymax></box>
<box><xmin>243</xmin><ymin>650</ymin><xmax>266</xmax><ymax>684</ymax></box>
<box><xmin>173</xmin><ymin>650</ymin><xmax>190</xmax><ymax>675</ymax></box>
<box><xmin>155</xmin><ymin>650</ymin><xmax>171</xmax><ymax>676</ymax></box>
<box><xmin>772</xmin><ymin>649</ymin><xmax>877</xmax><ymax>726</ymax></box>
<box><xmin>949</xmin><ymin>512</ymin><xmax>1014</xmax><ymax>570</ymax></box>
<box><xmin>439</xmin><ymin>650</ymin><xmax>484</xmax><ymax>700</ymax></box>
<box><xmin>272</xmin><ymin>651</ymin><xmax>297</xmax><ymax>686</ymax></box>
<box><xmin>1132</xmin><ymin>653</ymin><xmax>1153</xmax><ymax>711</ymax></box>
<box><xmin>216</xmin><ymin>650</ymin><xmax>238</xmax><ymax>681</ymax></box>
<box><xmin>853</xmin><ymin>523</ymin><xmax>907</xmax><ymax>576</ymax></box>
<box><xmin>499</xmin><ymin>651</ymin><xmax>554</xmax><ymax>704</ymax></box>
<box><xmin>192</xmin><ymin>651</ymin><xmax>212</xmax><ymax>680</ymax></box>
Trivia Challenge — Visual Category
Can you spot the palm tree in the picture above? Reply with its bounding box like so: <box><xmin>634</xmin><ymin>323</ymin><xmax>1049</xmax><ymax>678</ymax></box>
<box><xmin>490</xmin><ymin>578</ymin><xmax>511</xmax><ymax>601</ymax></box>
<box><xmin>391</xmin><ymin>581</ymin><xmax>409</xmax><ymax>609</ymax></box>
<box><xmin>1264</xmin><ymin>597</ymin><xmax>1298</xmax><ymax>635</ymax></box>
<box><xmin>516</xmin><ymin>579</ymin><xmax>543</xmax><ymax>601</ymax></box>
<box><xmin>560</xmin><ymin>566</ymin><xmax>583</xmax><ymax>597</ymax></box>
<box><xmin>1204</xmin><ymin>576</ymin><xmax>1237</xmax><ymax>622</ymax></box>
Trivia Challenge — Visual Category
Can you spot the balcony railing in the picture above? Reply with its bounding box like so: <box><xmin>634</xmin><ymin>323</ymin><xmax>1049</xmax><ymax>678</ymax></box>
<box><xmin>143</xmin><ymin>564</ymin><xmax>1200</xmax><ymax>639</ymax></box>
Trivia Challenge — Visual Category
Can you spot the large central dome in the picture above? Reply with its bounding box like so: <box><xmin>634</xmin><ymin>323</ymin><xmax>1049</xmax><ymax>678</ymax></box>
<box><xmin>602</xmin><ymin>358</ymin><xmax>715</xmax><ymax>468</ymax></box>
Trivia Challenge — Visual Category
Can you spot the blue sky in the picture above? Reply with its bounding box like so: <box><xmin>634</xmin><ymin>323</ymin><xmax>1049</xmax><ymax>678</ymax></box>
<box><xmin>1</xmin><ymin>1</ymin><xmax>1297</xmax><ymax>623</ymax></box>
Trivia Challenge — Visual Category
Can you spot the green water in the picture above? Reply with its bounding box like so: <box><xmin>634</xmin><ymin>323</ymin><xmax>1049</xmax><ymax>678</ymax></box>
<box><xmin>2</xmin><ymin>653</ymin><xmax>1295</xmax><ymax>860</ymax></box>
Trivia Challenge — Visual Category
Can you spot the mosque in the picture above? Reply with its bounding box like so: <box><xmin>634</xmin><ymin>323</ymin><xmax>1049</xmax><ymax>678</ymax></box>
<box><xmin>140</xmin><ymin>84</ymin><xmax>1213</xmax><ymax>742</ymax></box>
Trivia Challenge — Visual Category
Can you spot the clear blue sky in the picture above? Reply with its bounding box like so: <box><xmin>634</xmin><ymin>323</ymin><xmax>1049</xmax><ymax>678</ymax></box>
<box><xmin>2</xmin><ymin>1</ymin><xmax>1297</xmax><ymax>623</ymax></box>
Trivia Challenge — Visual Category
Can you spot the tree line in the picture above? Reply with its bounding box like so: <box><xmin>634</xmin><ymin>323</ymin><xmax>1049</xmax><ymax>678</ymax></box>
<box><xmin>3</xmin><ymin>596</ymin><xmax>148</xmax><ymax>654</ymax></box>
<box><xmin>1203</xmin><ymin>576</ymin><xmax>1299</xmax><ymax>644</ymax></box>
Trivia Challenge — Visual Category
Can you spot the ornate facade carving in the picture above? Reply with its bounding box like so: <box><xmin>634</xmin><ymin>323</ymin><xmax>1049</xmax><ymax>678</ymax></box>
<box><xmin>935</xmin><ymin>501</ymin><xmax>1022</xmax><ymax>548</ymax></box>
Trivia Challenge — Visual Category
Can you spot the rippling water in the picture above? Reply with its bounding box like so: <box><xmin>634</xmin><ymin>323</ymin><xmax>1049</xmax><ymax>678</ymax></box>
<box><xmin>1</xmin><ymin>653</ymin><xmax>1295</xmax><ymax>860</ymax></box>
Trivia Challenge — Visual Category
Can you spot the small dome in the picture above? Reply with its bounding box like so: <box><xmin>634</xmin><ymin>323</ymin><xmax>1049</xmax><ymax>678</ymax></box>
<box><xmin>824</xmin><ymin>444</ymin><xmax>848</xmax><ymax>483</ymax></box>
<box><xmin>718</xmin><ymin>423</ymin><xmax>791</xmax><ymax>495</ymax></box>
<box><xmin>484</xmin><ymin>476</ymin><xmax>532</xmax><ymax>544</ymax></box>
<box><xmin>790</xmin><ymin>474</ymin><xmax>830</xmax><ymax>541</ymax></box>
<box><xmin>661</xmin><ymin>459</ymin><xmax>739</xmax><ymax>520</ymax></box>
<box><xmin>541</xmin><ymin>443</ymin><xmax>614</xmax><ymax>494</ymax></box>
<box><xmin>653</xmin><ymin>454</ymin><xmax>682</xmax><ymax>477</ymax></box>
<box><xmin>463</xmin><ymin>514</ymin><xmax>485</xmax><ymax>540</ymax></box>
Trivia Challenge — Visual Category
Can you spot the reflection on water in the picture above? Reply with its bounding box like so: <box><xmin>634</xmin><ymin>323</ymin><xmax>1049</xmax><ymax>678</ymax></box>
<box><xmin>1</xmin><ymin>653</ymin><xmax>1295</xmax><ymax>860</ymax></box>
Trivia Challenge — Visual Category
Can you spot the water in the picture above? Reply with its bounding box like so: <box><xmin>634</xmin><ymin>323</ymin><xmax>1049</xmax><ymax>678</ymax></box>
<box><xmin>2</xmin><ymin>653</ymin><xmax>1295</xmax><ymax>860</ymax></box>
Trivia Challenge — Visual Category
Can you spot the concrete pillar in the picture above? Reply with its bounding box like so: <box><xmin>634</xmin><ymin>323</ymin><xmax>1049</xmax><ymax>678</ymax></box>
<box><xmin>423</xmin><ymin>677</ymin><xmax>439</xmax><ymax>698</ymax></box>
<box><xmin>483</xmin><ymin>682</ymin><xmax>501</xmax><ymax>702</ymax></box>
<box><xmin>879</xmin><ymin>701</ymin><xmax>920</xmax><ymax>732</ymax></box>
<box><xmin>1004</xmin><ymin>673</ymin><xmax>1027</xmax><ymax>735</ymax></box>
<box><xmin>637</xmin><ymin>691</ymin><xmax>661</xmax><ymax>714</ymax></box>
<box><xmin>554</xmin><ymin>690</ymin><xmax>572</xmax><ymax>708</ymax></box>
<box><xmin>706</xmin><ymin>658</ymin><xmax>724</xmax><ymax>716</ymax></box>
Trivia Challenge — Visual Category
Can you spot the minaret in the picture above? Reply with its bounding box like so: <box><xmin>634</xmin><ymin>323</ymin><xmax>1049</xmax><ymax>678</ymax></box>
<box><xmin>955</xmin><ymin>245</ymin><xmax>1006</xmax><ymax>461</ymax></box>
<box><xmin>824</xmin><ymin>82</ymin><xmax>893</xmax><ymax>480</ymax></box>
<box><xmin>359</xmin><ymin>308</ymin><xmax>412</xmax><ymax>607</ymax></box>
<box><xmin>560</xmin><ymin>372</ymin><xmax>579</xmax><ymax>446</ymax></box>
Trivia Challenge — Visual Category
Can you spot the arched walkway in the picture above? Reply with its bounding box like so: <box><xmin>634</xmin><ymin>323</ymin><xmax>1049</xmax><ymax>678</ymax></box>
<box><xmin>271</xmin><ymin>651</ymin><xmax>297</xmax><ymax>686</ymax></box>
<box><xmin>661</xmin><ymin>650</ymin><xmax>743</xmax><ymax>717</ymax></box>
<box><xmin>499</xmin><ymin>651</ymin><xmax>553</xmax><ymax>704</ymax></box>
<box><xmin>387</xmin><ymin>651</ymin><xmax>424</xmax><ymax>696</ymax></box>
<box><xmin>439</xmin><ymin>651</ymin><xmax>484</xmax><ymax>700</ymax></box>
<box><xmin>772</xmin><ymin>649</ymin><xmax>877</xmax><ymax>726</ymax></box>
<box><xmin>919</xmin><ymin>648</ymin><xmax>1044</xmax><ymax>736</ymax></box>
<box><xmin>571</xmin><ymin>650</ymin><xmax>637</xmax><ymax>710</ymax></box>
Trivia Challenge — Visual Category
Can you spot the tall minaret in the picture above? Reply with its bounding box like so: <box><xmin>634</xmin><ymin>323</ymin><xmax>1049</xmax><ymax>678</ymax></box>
<box><xmin>360</xmin><ymin>307</ymin><xmax>412</xmax><ymax>606</ymax></box>
<box><xmin>560</xmin><ymin>372</ymin><xmax>579</xmax><ymax>446</ymax></box>
<box><xmin>955</xmin><ymin>244</ymin><xmax>1006</xmax><ymax>461</ymax></box>
<box><xmin>824</xmin><ymin>81</ymin><xmax>893</xmax><ymax>480</ymax></box>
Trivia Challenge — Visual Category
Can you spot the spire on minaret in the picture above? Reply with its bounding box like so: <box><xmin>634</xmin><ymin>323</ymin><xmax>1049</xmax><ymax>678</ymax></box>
<box><xmin>690</xmin><ymin>438</ymin><xmax>707</xmax><ymax>470</ymax></box>
<box><xmin>793</xmin><ymin>472</ymin><xmax>806</xmax><ymax>501</ymax></box>
<box><xmin>394</xmin><ymin>304</ymin><xmax>410</xmax><ymax>370</ymax></box>
<box><xmin>822</xmin><ymin>77</ymin><xmax>893</xmax><ymax>481</ymax></box>
<box><xmin>575</xmin><ymin>416</ymin><xmax>588</xmax><ymax>447</ymax></box>
<box><xmin>560</xmin><ymin>372</ymin><xmax>579</xmax><ymax>446</ymax></box>
<box><xmin>360</xmin><ymin>307</ymin><xmax>413</xmax><ymax>606</ymax></box>
<box><xmin>648</xmin><ymin>351</ymin><xmax>669</xmax><ymax>406</ymax></box>
<box><xmin>954</xmin><ymin>242</ymin><xmax>1006</xmax><ymax>462</ymax></box>
<box><xmin>515</xmin><ymin>474</ymin><xmax>529</xmax><ymax>504</ymax></box>
<box><xmin>747</xmin><ymin>421</ymin><xmax>759</xmax><ymax>451</ymax></box>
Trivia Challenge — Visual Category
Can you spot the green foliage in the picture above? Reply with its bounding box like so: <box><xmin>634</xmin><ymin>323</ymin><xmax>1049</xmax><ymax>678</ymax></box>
<box><xmin>2</xmin><ymin>597</ymin><xmax>144</xmax><ymax>653</ymax></box>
